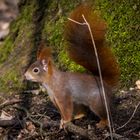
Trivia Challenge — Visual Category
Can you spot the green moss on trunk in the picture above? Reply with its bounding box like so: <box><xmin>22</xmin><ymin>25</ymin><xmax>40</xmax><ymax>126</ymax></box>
<box><xmin>0</xmin><ymin>0</ymin><xmax>37</xmax><ymax>93</ymax></box>
<box><xmin>96</xmin><ymin>0</ymin><xmax>140</xmax><ymax>86</ymax></box>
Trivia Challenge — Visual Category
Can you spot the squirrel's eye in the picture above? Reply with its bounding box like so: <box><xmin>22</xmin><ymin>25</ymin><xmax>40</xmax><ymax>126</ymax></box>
<box><xmin>32</xmin><ymin>67</ymin><xmax>40</xmax><ymax>74</ymax></box>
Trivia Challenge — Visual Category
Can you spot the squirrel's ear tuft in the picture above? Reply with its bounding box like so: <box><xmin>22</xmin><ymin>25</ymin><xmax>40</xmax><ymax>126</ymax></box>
<box><xmin>37</xmin><ymin>41</ymin><xmax>51</xmax><ymax>61</ymax></box>
<box><xmin>42</xmin><ymin>59</ymin><xmax>48</xmax><ymax>71</ymax></box>
<box><xmin>42</xmin><ymin>58</ymin><xmax>52</xmax><ymax>74</ymax></box>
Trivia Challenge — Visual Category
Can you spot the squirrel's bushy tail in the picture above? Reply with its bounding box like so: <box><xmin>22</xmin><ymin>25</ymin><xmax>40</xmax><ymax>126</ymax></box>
<box><xmin>65</xmin><ymin>4</ymin><xmax>120</xmax><ymax>86</ymax></box>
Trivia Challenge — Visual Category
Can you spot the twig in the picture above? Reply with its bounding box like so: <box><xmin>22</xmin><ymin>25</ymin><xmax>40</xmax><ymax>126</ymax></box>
<box><xmin>116</xmin><ymin>101</ymin><xmax>140</xmax><ymax>130</ymax></box>
<box><xmin>68</xmin><ymin>18</ymin><xmax>86</xmax><ymax>25</ymax></box>
<box><xmin>0</xmin><ymin>99</ymin><xmax>21</xmax><ymax>109</ymax></box>
<box><xmin>41</xmin><ymin>120</ymin><xmax>97</xmax><ymax>140</ymax></box>
<box><xmin>65</xmin><ymin>122</ymin><xmax>97</xmax><ymax>140</ymax></box>
<box><xmin>15</xmin><ymin>106</ymin><xmax>44</xmax><ymax>129</ymax></box>
<box><xmin>22</xmin><ymin>133</ymin><xmax>40</xmax><ymax>140</ymax></box>
<box><xmin>105</xmin><ymin>132</ymin><xmax>130</xmax><ymax>140</ymax></box>
<box><xmin>14</xmin><ymin>106</ymin><xmax>97</xmax><ymax>139</ymax></box>
<box><xmin>24</xmin><ymin>89</ymin><xmax>41</xmax><ymax>95</ymax></box>
<box><xmin>0</xmin><ymin>118</ymin><xmax>21</xmax><ymax>127</ymax></box>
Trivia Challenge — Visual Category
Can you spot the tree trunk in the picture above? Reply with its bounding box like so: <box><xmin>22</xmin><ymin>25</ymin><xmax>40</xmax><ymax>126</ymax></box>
<box><xmin>0</xmin><ymin>0</ymin><xmax>50</xmax><ymax>94</ymax></box>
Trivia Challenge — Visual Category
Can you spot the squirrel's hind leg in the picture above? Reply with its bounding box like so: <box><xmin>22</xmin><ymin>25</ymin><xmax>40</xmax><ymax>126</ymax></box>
<box><xmin>54</xmin><ymin>93</ymin><xmax>73</xmax><ymax>129</ymax></box>
<box><xmin>73</xmin><ymin>104</ymin><xmax>87</xmax><ymax>120</ymax></box>
<box><xmin>89</xmin><ymin>100</ymin><xmax>109</xmax><ymax>128</ymax></box>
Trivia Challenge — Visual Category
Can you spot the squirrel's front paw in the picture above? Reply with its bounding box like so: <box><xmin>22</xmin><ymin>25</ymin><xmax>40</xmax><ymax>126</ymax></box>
<box><xmin>59</xmin><ymin>119</ymin><xmax>70</xmax><ymax>129</ymax></box>
<box><xmin>60</xmin><ymin>119</ymin><xmax>65</xmax><ymax>129</ymax></box>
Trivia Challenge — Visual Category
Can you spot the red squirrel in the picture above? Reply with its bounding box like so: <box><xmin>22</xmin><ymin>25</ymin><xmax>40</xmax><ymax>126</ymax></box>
<box><xmin>24</xmin><ymin>5</ymin><xmax>120</xmax><ymax>128</ymax></box>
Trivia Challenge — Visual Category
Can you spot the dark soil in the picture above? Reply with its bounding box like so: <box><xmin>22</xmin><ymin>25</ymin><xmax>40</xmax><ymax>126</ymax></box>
<box><xmin>0</xmin><ymin>86</ymin><xmax>140</xmax><ymax>140</ymax></box>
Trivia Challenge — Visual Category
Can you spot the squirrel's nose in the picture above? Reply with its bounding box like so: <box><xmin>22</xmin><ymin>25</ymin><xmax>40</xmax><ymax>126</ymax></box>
<box><xmin>24</xmin><ymin>72</ymin><xmax>29</xmax><ymax>80</ymax></box>
<box><xmin>24</xmin><ymin>72</ymin><xmax>34</xmax><ymax>81</ymax></box>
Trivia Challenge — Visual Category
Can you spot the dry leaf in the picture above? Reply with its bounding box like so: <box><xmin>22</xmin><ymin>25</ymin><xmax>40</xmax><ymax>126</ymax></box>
<box><xmin>0</xmin><ymin>110</ymin><xmax>13</xmax><ymax>120</ymax></box>
<box><xmin>26</xmin><ymin>121</ymin><xmax>36</xmax><ymax>133</ymax></box>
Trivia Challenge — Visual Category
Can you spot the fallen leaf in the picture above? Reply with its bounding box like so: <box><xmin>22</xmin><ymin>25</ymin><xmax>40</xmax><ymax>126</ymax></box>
<box><xmin>0</xmin><ymin>110</ymin><xmax>13</xmax><ymax>120</ymax></box>
<box><xmin>26</xmin><ymin>121</ymin><xmax>36</xmax><ymax>133</ymax></box>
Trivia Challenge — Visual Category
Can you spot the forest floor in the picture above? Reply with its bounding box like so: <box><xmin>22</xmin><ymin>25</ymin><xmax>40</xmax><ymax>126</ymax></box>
<box><xmin>0</xmin><ymin>85</ymin><xmax>140</xmax><ymax>140</ymax></box>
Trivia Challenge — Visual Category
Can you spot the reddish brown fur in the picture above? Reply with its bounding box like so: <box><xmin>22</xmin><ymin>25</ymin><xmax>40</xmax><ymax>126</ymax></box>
<box><xmin>25</xmin><ymin>4</ymin><xmax>120</xmax><ymax>129</ymax></box>
<box><xmin>37</xmin><ymin>45</ymin><xmax>51</xmax><ymax>61</ymax></box>
<box><xmin>65</xmin><ymin>5</ymin><xmax>120</xmax><ymax>86</ymax></box>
